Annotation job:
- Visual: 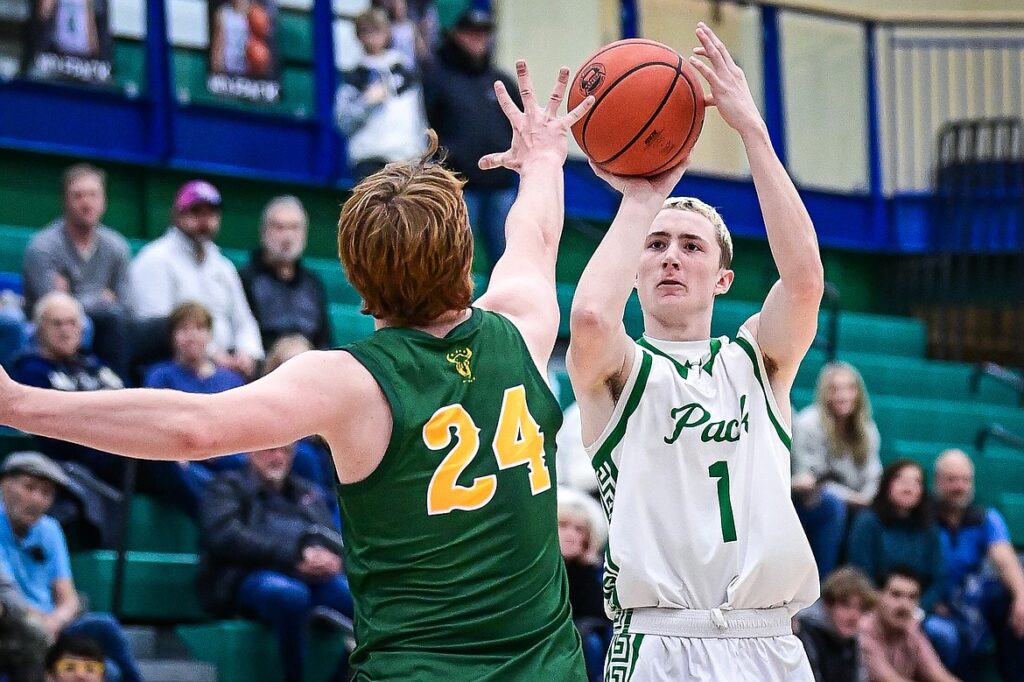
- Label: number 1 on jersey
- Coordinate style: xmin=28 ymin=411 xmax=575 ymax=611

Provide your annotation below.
xmin=708 ymin=460 xmax=737 ymax=543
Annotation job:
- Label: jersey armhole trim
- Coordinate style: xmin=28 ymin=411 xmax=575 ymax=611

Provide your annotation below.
xmin=735 ymin=326 xmax=792 ymax=450
xmin=585 ymin=347 xmax=653 ymax=462
xmin=335 ymin=347 xmax=407 ymax=496
xmin=489 ymin=310 xmax=564 ymax=423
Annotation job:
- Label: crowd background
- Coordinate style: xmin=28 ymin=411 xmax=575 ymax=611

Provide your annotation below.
xmin=0 ymin=0 xmax=1023 ymax=681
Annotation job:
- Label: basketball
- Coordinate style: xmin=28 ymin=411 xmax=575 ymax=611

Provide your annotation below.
xmin=568 ymin=39 xmax=705 ymax=177
xmin=246 ymin=38 xmax=272 ymax=77
xmin=248 ymin=4 xmax=272 ymax=41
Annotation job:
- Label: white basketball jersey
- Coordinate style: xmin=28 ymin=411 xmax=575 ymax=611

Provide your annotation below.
xmin=55 ymin=0 xmax=91 ymax=56
xmin=586 ymin=327 xmax=819 ymax=618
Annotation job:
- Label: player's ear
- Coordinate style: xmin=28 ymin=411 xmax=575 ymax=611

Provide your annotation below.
xmin=714 ymin=268 xmax=734 ymax=296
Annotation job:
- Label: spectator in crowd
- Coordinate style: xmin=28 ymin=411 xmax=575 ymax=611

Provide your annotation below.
xmin=335 ymin=9 xmax=427 ymax=181
xmin=555 ymin=402 xmax=598 ymax=496
xmin=859 ymin=567 xmax=960 ymax=682
xmin=198 ymin=443 xmax=353 ymax=682
xmin=373 ymin=0 xmax=427 ymax=68
xmin=129 ymin=180 xmax=263 ymax=377
xmin=792 ymin=361 xmax=882 ymax=579
xmin=142 ymin=301 xmax=248 ymax=516
xmin=0 ymin=452 xmax=142 ymax=682
xmin=260 ymin=334 xmax=339 ymax=527
xmin=933 ymin=449 xmax=1024 ymax=681
xmin=0 ymin=555 xmax=49 ymax=682
xmin=44 ymin=633 xmax=105 ymax=682
xmin=557 ymin=488 xmax=609 ymax=682
xmin=23 ymin=164 xmax=133 ymax=379
xmin=239 ymin=197 xmax=332 ymax=350
xmin=848 ymin=459 xmax=961 ymax=670
xmin=10 ymin=293 xmax=124 ymax=485
xmin=797 ymin=566 xmax=876 ymax=682
xmin=423 ymin=6 xmax=520 ymax=267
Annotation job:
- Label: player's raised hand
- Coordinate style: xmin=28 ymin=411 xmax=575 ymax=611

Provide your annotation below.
xmin=478 ymin=61 xmax=594 ymax=172
xmin=688 ymin=22 xmax=765 ymax=137
xmin=588 ymin=157 xmax=690 ymax=205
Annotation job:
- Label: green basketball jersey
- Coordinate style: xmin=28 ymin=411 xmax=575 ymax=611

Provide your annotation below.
xmin=338 ymin=308 xmax=586 ymax=681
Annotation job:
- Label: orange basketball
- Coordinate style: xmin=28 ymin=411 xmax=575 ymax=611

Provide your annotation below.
xmin=246 ymin=38 xmax=271 ymax=77
xmin=248 ymin=4 xmax=271 ymax=41
xmin=568 ymin=39 xmax=705 ymax=177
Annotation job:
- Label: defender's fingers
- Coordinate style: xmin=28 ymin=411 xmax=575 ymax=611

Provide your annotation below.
xmin=563 ymin=95 xmax=595 ymax=127
xmin=545 ymin=67 xmax=571 ymax=118
xmin=493 ymin=80 xmax=523 ymax=122
xmin=479 ymin=152 xmax=511 ymax=170
xmin=515 ymin=59 xmax=538 ymax=110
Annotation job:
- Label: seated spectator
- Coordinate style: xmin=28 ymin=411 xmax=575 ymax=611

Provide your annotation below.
xmin=142 ymin=301 xmax=248 ymax=515
xmin=10 ymin=293 xmax=124 ymax=485
xmin=933 ymin=449 xmax=1024 ymax=681
xmin=335 ymin=9 xmax=427 ymax=181
xmin=0 ymin=288 xmax=29 ymax=369
xmin=792 ymin=361 xmax=882 ymax=578
xmin=555 ymin=402 xmax=598 ymax=497
xmin=859 ymin=567 xmax=960 ymax=682
xmin=44 ymin=633 xmax=105 ymax=682
xmin=0 ymin=453 xmax=142 ymax=682
xmin=0 ymin=555 xmax=49 ymax=682
xmin=260 ymin=335 xmax=338 ymax=526
xmin=22 ymin=164 xmax=133 ymax=380
xmin=238 ymin=197 xmax=332 ymax=350
xmin=129 ymin=180 xmax=263 ymax=377
xmin=557 ymin=488 xmax=609 ymax=682
xmin=797 ymin=566 xmax=876 ymax=682
xmin=198 ymin=444 xmax=353 ymax=682
xmin=848 ymin=459 xmax=961 ymax=670
xmin=373 ymin=0 xmax=426 ymax=68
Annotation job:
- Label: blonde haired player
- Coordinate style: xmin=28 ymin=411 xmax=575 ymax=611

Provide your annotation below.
xmin=568 ymin=23 xmax=821 ymax=680
xmin=0 ymin=63 xmax=595 ymax=680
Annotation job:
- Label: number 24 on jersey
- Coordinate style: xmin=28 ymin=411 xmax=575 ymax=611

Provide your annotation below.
xmin=423 ymin=385 xmax=551 ymax=515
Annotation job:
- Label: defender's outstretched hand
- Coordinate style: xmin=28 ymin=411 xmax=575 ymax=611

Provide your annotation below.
xmin=688 ymin=22 xmax=766 ymax=137
xmin=478 ymin=61 xmax=594 ymax=172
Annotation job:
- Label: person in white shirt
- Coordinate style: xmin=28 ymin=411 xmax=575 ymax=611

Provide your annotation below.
xmin=129 ymin=180 xmax=263 ymax=377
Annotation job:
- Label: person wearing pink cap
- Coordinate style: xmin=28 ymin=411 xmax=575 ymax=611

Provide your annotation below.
xmin=129 ymin=180 xmax=263 ymax=377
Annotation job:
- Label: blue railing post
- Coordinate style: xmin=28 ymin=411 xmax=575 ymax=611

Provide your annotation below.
xmin=145 ymin=0 xmax=172 ymax=162
xmin=864 ymin=21 xmax=888 ymax=245
xmin=621 ymin=0 xmax=640 ymax=39
xmin=313 ymin=0 xmax=340 ymax=182
xmin=760 ymin=4 xmax=787 ymax=167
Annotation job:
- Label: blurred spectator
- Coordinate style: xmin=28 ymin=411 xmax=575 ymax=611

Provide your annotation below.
xmin=0 ymin=453 xmax=142 ymax=682
xmin=336 ymin=9 xmax=428 ymax=181
xmin=239 ymin=197 xmax=332 ymax=350
xmin=933 ymin=449 xmax=1024 ymax=681
xmin=859 ymin=567 xmax=960 ymax=682
xmin=142 ymin=301 xmax=248 ymax=516
xmin=44 ymin=633 xmax=105 ymax=682
xmin=198 ymin=444 xmax=353 ymax=682
xmin=0 ymin=554 xmax=48 ymax=682
xmin=793 ymin=361 xmax=882 ymax=578
xmin=373 ymin=0 xmax=426 ymax=68
xmin=129 ymin=180 xmax=263 ymax=377
xmin=23 ymin=164 xmax=132 ymax=379
xmin=261 ymin=335 xmax=339 ymax=526
xmin=423 ymin=7 xmax=520 ymax=268
xmin=10 ymin=293 xmax=124 ymax=485
xmin=555 ymin=402 xmax=598 ymax=496
xmin=557 ymin=488 xmax=609 ymax=682
xmin=848 ymin=459 xmax=961 ymax=670
xmin=0 ymin=287 xmax=28 ymax=368
xmin=797 ymin=566 xmax=876 ymax=682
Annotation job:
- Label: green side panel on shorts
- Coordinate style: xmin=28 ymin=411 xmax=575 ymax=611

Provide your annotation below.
xmin=338 ymin=308 xmax=586 ymax=681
